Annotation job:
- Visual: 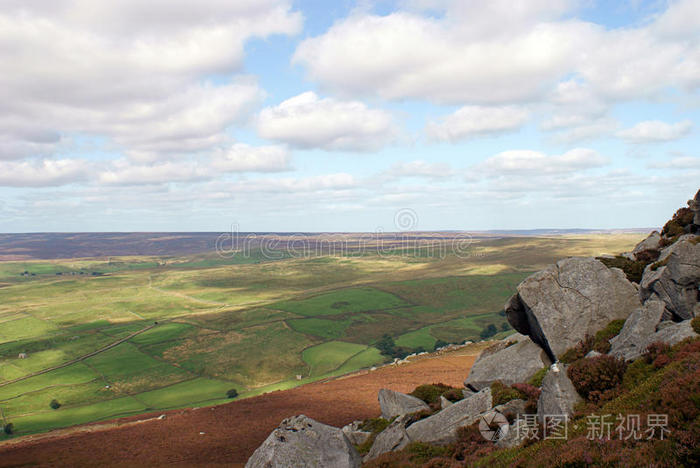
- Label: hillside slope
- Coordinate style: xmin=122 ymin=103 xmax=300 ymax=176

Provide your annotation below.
xmin=0 ymin=346 xmax=483 ymax=467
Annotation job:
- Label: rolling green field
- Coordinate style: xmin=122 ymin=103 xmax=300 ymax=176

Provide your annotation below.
xmin=0 ymin=233 xmax=642 ymax=438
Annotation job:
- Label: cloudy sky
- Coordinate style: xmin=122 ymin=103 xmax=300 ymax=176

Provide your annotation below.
xmin=1 ymin=0 xmax=699 ymax=232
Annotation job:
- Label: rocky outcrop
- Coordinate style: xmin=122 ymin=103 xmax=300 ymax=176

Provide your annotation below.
xmin=537 ymin=364 xmax=581 ymax=422
xmin=609 ymin=300 xmax=666 ymax=361
xmin=245 ymin=415 xmax=361 ymax=468
xmin=632 ymin=231 xmax=661 ymax=258
xmin=341 ymin=421 xmax=371 ymax=446
xmin=364 ymin=415 xmax=411 ymax=461
xmin=464 ymin=338 xmax=551 ymax=391
xmin=505 ymin=257 xmax=641 ymax=360
xmin=378 ymin=389 xmax=429 ymax=419
xmin=494 ymin=399 xmax=527 ymax=420
xmin=640 ymin=239 xmax=699 ymax=321
xmin=405 ymin=388 xmax=492 ymax=445
xmin=651 ymin=320 xmax=697 ymax=349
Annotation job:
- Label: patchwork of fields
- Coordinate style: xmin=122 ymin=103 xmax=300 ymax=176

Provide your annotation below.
xmin=0 ymin=233 xmax=641 ymax=438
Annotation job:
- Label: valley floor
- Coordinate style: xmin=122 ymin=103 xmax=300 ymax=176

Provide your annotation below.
xmin=0 ymin=345 xmax=483 ymax=467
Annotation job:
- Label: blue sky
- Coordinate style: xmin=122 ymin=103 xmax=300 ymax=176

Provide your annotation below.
xmin=0 ymin=0 xmax=699 ymax=232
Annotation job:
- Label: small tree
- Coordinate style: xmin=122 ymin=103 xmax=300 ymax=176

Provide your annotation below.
xmin=50 ymin=399 xmax=61 ymax=410
xmin=480 ymin=324 xmax=498 ymax=339
xmin=226 ymin=388 xmax=238 ymax=399
xmin=3 ymin=423 xmax=13 ymax=435
xmin=433 ymin=339 xmax=448 ymax=350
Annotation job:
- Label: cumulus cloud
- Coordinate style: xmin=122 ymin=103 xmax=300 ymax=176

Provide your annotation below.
xmin=293 ymin=2 xmax=700 ymax=105
xmin=257 ymin=92 xmax=397 ymax=151
xmin=0 ymin=0 xmax=300 ymax=161
xmin=477 ymin=148 xmax=609 ymax=175
xmin=427 ymin=105 xmax=529 ymax=141
xmin=0 ymin=158 xmax=90 ymax=187
xmin=615 ymin=120 xmax=693 ymax=144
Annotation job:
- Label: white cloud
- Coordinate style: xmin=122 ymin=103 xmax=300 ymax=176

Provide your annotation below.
xmin=257 ymin=92 xmax=397 ymax=151
xmin=211 ymin=144 xmax=291 ymax=173
xmin=427 ymin=105 xmax=528 ymax=141
xmin=615 ymin=120 xmax=693 ymax=143
xmin=0 ymin=158 xmax=89 ymax=187
xmin=293 ymin=2 xmax=700 ymax=105
xmin=0 ymin=0 xmax=300 ymax=161
xmin=388 ymin=160 xmax=454 ymax=179
xmin=648 ymin=156 xmax=700 ymax=169
xmin=477 ymin=148 xmax=609 ymax=175
xmin=293 ymin=12 xmax=590 ymax=104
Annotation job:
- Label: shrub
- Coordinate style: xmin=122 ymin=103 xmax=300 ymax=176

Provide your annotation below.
xmin=359 ymin=417 xmax=390 ymax=433
xmin=592 ymin=319 xmax=626 ymax=353
xmin=527 ymin=367 xmax=548 ymax=387
xmin=511 ymin=382 xmax=541 ymax=413
xmin=644 ymin=341 xmax=671 ymax=363
xmin=226 ymin=388 xmax=238 ymax=399
xmin=433 ymin=339 xmax=448 ymax=350
xmin=567 ymin=355 xmax=627 ymax=402
xmin=3 ymin=423 xmax=13 ymax=435
xmin=479 ymin=324 xmax=498 ymax=339
xmin=622 ymin=358 xmax=655 ymax=390
xmin=692 ymin=317 xmax=700 ymax=334
xmin=441 ymin=388 xmax=464 ymax=402
xmin=560 ymin=335 xmax=595 ymax=363
xmin=491 ymin=381 xmax=525 ymax=406
xmin=49 ymin=399 xmax=61 ymax=410
xmin=596 ymin=255 xmax=652 ymax=283
xmin=405 ymin=442 xmax=449 ymax=464
xmin=410 ymin=383 xmax=454 ymax=404
xmin=451 ymin=423 xmax=498 ymax=464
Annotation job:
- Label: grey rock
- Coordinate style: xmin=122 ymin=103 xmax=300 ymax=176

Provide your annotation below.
xmin=341 ymin=421 xmax=371 ymax=446
xmin=537 ymin=364 xmax=582 ymax=422
xmin=494 ymin=399 xmax=527 ymax=420
xmin=609 ymin=300 xmax=665 ymax=361
xmin=585 ymin=350 xmax=602 ymax=358
xmin=651 ymin=320 xmax=697 ymax=348
xmin=364 ymin=415 xmax=411 ymax=461
xmin=440 ymin=395 xmax=454 ymax=409
xmin=496 ymin=421 xmax=525 ymax=449
xmin=464 ymin=339 xmax=551 ymax=391
xmin=690 ymin=189 xmax=700 ymax=226
xmin=462 ymin=388 xmax=475 ymax=399
xmin=378 ymin=389 xmax=429 ymax=419
xmin=405 ymin=388 xmax=492 ymax=445
xmin=633 ymin=232 xmax=661 ymax=256
xmin=506 ymin=257 xmax=641 ymax=360
xmin=640 ymin=239 xmax=700 ymax=320
xmin=245 ymin=415 xmax=361 ymax=468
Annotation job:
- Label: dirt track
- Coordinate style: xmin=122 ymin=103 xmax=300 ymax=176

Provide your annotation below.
xmin=0 ymin=349 xmax=479 ymax=467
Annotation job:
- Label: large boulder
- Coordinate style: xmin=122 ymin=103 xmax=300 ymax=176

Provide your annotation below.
xmin=537 ymin=364 xmax=582 ymax=422
xmin=609 ymin=300 xmax=666 ymax=361
xmin=378 ymin=389 xmax=429 ymax=419
xmin=632 ymin=231 xmax=661 ymax=256
xmin=505 ymin=257 xmax=641 ymax=360
xmin=651 ymin=320 xmax=697 ymax=349
xmin=364 ymin=415 xmax=411 ymax=461
xmin=464 ymin=338 xmax=551 ymax=391
xmin=405 ymin=388 xmax=492 ymax=445
xmin=245 ymin=415 xmax=361 ymax=468
xmin=639 ymin=239 xmax=700 ymax=321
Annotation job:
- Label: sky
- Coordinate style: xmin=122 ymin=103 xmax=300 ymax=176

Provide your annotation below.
xmin=1 ymin=0 xmax=699 ymax=233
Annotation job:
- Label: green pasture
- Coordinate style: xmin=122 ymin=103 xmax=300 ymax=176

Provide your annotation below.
xmin=0 ymin=233 xmax=642 ymax=437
